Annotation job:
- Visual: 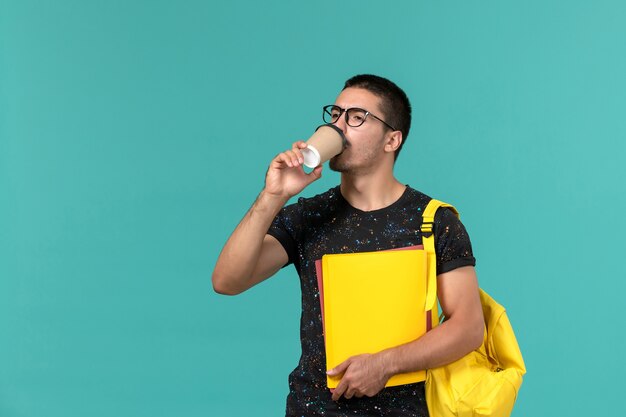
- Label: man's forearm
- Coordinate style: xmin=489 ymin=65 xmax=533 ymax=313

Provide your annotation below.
xmin=212 ymin=190 xmax=288 ymax=295
xmin=379 ymin=315 xmax=484 ymax=378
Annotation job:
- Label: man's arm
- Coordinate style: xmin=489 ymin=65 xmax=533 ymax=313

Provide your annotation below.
xmin=328 ymin=266 xmax=484 ymax=400
xmin=212 ymin=141 xmax=321 ymax=295
xmin=212 ymin=191 xmax=289 ymax=295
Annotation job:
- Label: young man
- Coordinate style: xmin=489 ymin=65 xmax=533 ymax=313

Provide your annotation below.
xmin=212 ymin=75 xmax=484 ymax=416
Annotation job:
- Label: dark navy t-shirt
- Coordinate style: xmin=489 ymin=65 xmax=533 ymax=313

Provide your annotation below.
xmin=268 ymin=185 xmax=476 ymax=417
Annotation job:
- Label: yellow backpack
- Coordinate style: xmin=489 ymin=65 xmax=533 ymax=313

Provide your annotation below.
xmin=421 ymin=199 xmax=526 ymax=417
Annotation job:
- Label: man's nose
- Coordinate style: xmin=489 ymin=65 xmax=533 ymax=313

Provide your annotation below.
xmin=334 ymin=113 xmax=348 ymax=134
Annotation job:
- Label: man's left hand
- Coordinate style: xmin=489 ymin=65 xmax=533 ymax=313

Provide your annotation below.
xmin=327 ymin=353 xmax=391 ymax=401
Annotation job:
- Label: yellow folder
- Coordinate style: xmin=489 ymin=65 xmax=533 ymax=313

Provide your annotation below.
xmin=321 ymin=249 xmax=430 ymax=388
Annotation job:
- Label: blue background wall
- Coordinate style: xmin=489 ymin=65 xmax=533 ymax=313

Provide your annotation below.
xmin=1 ymin=1 xmax=625 ymax=416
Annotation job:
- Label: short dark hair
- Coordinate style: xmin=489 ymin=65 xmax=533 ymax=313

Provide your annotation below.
xmin=343 ymin=74 xmax=412 ymax=161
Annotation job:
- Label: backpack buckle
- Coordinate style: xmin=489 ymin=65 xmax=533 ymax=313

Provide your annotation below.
xmin=421 ymin=221 xmax=434 ymax=238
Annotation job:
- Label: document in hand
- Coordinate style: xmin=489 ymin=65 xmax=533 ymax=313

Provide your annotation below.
xmin=321 ymin=249 xmax=430 ymax=388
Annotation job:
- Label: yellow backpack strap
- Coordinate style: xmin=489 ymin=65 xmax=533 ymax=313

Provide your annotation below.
xmin=421 ymin=199 xmax=459 ymax=314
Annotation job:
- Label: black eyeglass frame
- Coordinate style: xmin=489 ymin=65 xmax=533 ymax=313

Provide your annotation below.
xmin=322 ymin=105 xmax=397 ymax=131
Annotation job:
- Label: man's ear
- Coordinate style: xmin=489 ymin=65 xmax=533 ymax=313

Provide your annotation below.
xmin=384 ymin=131 xmax=403 ymax=154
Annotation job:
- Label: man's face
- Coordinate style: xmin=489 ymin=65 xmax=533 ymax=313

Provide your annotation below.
xmin=328 ymin=87 xmax=390 ymax=174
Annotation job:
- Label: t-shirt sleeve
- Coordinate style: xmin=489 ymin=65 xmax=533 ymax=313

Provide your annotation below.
xmin=266 ymin=201 xmax=302 ymax=268
xmin=433 ymin=207 xmax=476 ymax=275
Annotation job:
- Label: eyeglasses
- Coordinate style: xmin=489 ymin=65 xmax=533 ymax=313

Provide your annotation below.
xmin=322 ymin=105 xmax=397 ymax=131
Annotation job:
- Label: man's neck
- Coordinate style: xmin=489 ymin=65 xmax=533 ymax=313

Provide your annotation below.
xmin=339 ymin=171 xmax=406 ymax=212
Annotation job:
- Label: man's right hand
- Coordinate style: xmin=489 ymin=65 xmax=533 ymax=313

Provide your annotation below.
xmin=264 ymin=141 xmax=323 ymax=200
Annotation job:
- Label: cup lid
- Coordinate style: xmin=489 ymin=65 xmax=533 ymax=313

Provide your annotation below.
xmin=301 ymin=145 xmax=321 ymax=168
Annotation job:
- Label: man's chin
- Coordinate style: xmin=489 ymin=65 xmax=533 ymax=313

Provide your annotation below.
xmin=329 ymin=157 xmax=345 ymax=173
